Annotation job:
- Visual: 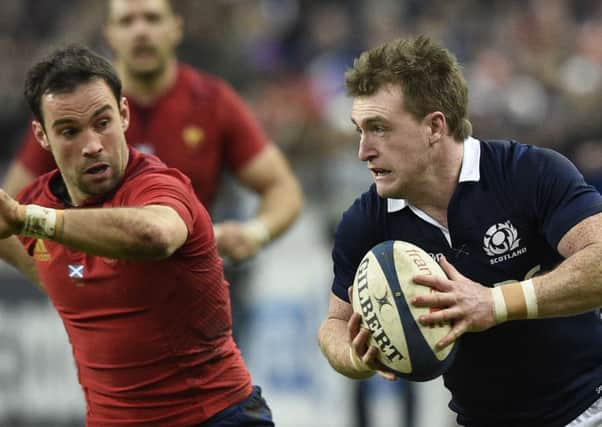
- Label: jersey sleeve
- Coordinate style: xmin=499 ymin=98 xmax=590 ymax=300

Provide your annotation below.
xmin=216 ymin=81 xmax=269 ymax=172
xmin=331 ymin=187 xmax=386 ymax=302
xmin=518 ymin=146 xmax=602 ymax=250
xmin=120 ymin=170 xmax=198 ymax=233
xmin=16 ymin=124 xmax=56 ymax=175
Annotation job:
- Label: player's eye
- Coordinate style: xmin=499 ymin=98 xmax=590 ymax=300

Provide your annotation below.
xmin=60 ymin=128 xmax=79 ymax=138
xmin=144 ymin=12 xmax=162 ymax=24
xmin=372 ymin=125 xmax=386 ymax=136
xmin=96 ymin=118 xmax=111 ymax=130
xmin=117 ymin=15 xmax=133 ymax=27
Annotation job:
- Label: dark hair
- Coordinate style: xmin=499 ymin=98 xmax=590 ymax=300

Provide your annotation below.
xmin=345 ymin=35 xmax=472 ymax=141
xmin=24 ymin=44 xmax=122 ymax=127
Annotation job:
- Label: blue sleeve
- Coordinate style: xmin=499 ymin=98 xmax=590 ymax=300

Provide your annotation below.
xmin=518 ymin=146 xmax=602 ymax=250
xmin=331 ymin=187 xmax=386 ymax=302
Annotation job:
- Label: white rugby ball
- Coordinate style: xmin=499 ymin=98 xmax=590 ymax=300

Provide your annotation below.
xmin=351 ymin=240 xmax=457 ymax=381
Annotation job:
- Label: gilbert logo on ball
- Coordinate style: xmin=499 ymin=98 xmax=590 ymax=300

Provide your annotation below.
xmin=351 ymin=240 xmax=457 ymax=381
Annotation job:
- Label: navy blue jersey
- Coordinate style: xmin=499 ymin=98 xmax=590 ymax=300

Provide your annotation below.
xmin=331 ymin=138 xmax=602 ymax=426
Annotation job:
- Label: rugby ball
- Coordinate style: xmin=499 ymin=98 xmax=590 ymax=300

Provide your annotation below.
xmin=351 ymin=240 xmax=457 ymax=381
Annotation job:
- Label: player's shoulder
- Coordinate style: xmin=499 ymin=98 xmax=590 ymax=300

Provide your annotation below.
xmin=125 ymin=148 xmax=192 ymax=188
xmin=177 ymin=63 xmax=231 ymax=97
xmin=15 ymin=170 xmax=58 ymax=205
xmin=479 ymin=138 xmax=574 ymax=183
xmin=481 ymin=138 xmax=565 ymax=166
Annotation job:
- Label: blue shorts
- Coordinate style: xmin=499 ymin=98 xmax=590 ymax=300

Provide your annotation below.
xmin=193 ymin=386 xmax=274 ymax=427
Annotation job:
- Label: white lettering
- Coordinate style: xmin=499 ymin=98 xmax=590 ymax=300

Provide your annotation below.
xmin=490 ymin=247 xmax=528 ymax=265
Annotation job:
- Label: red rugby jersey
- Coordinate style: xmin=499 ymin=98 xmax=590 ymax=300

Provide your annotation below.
xmin=16 ymin=64 xmax=268 ymax=207
xmin=16 ymin=148 xmax=252 ymax=427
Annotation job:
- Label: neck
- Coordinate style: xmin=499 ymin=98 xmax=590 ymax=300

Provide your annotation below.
xmin=116 ymin=58 xmax=178 ymax=106
xmin=406 ymin=137 xmax=465 ymax=227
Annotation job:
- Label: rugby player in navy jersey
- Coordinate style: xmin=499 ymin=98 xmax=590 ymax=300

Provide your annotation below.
xmin=318 ymin=35 xmax=602 ymax=427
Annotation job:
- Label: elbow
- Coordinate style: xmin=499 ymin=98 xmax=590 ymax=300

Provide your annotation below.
xmin=138 ymin=225 xmax=181 ymax=259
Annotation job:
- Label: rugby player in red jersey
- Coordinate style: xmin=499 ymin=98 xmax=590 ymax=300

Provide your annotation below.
xmin=0 ymin=45 xmax=274 ymax=427
xmin=4 ymin=0 xmax=303 ymax=263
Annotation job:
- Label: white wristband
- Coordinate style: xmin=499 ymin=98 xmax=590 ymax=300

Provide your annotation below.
xmin=244 ymin=219 xmax=271 ymax=246
xmin=21 ymin=205 xmax=57 ymax=239
xmin=521 ymin=279 xmax=538 ymax=319
xmin=491 ymin=286 xmax=508 ymax=324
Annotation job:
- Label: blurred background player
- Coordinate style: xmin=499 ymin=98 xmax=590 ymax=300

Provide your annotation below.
xmin=0 ymin=43 xmax=274 ymax=427
xmin=3 ymin=0 xmax=304 ymax=343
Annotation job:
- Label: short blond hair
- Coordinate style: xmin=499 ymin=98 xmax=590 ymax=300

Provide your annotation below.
xmin=345 ymin=35 xmax=472 ymax=141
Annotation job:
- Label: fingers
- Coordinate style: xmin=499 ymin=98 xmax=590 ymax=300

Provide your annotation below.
xmin=435 ymin=320 xmax=467 ymax=350
xmin=214 ymin=222 xmax=260 ymax=262
xmin=412 ymin=290 xmax=456 ymax=308
xmin=348 ymin=313 xmax=376 ymax=365
xmin=418 ymin=305 xmax=461 ymax=325
xmin=412 ymin=255 xmax=467 ymax=290
xmin=354 ymin=335 xmax=398 ymax=379
xmin=412 ymin=274 xmax=452 ymax=292
xmin=364 ymin=345 xmax=397 ymax=380
xmin=439 ymin=255 xmax=465 ymax=281
xmin=350 ymin=324 xmax=372 ymax=360
xmin=376 ymin=369 xmax=398 ymax=381
xmin=347 ymin=312 xmax=363 ymax=342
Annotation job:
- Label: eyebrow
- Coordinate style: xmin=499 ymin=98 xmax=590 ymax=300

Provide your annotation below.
xmin=51 ymin=104 xmax=114 ymax=129
xmin=351 ymin=116 xmax=387 ymax=128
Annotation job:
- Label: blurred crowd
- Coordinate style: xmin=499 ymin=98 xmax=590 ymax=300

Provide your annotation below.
xmin=1 ymin=0 xmax=602 ymax=200
xmin=1 ymin=0 xmax=602 ymax=218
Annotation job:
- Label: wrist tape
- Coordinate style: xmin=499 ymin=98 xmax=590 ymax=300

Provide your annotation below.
xmin=244 ymin=219 xmax=271 ymax=246
xmin=21 ymin=205 xmax=58 ymax=239
xmin=491 ymin=279 xmax=538 ymax=323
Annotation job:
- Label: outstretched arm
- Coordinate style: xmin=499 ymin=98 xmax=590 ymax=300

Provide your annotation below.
xmin=0 ymin=189 xmax=188 ymax=261
xmin=55 ymin=205 xmax=189 ymax=259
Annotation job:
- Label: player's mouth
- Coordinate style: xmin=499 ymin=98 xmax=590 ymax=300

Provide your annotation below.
xmin=132 ymin=45 xmax=157 ymax=58
xmin=371 ymin=168 xmax=392 ymax=180
xmin=84 ymin=163 xmax=110 ymax=176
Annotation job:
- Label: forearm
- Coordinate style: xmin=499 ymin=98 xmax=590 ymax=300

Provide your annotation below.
xmin=492 ymin=243 xmax=602 ymax=323
xmin=254 ymin=173 xmax=303 ymax=241
xmin=18 ymin=204 xmax=185 ymax=260
xmin=60 ymin=206 xmax=185 ymax=259
xmin=318 ymin=317 xmax=374 ymax=380
xmin=535 ymin=242 xmax=602 ymax=316
xmin=238 ymin=145 xmax=304 ymax=243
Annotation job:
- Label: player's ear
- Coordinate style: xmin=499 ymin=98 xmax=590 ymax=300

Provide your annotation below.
xmin=32 ymin=121 xmax=51 ymax=151
xmin=119 ymin=97 xmax=130 ymax=131
xmin=425 ymin=112 xmax=446 ymax=145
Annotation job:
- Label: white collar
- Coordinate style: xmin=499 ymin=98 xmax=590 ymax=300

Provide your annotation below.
xmin=387 ymin=136 xmax=481 ymax=213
